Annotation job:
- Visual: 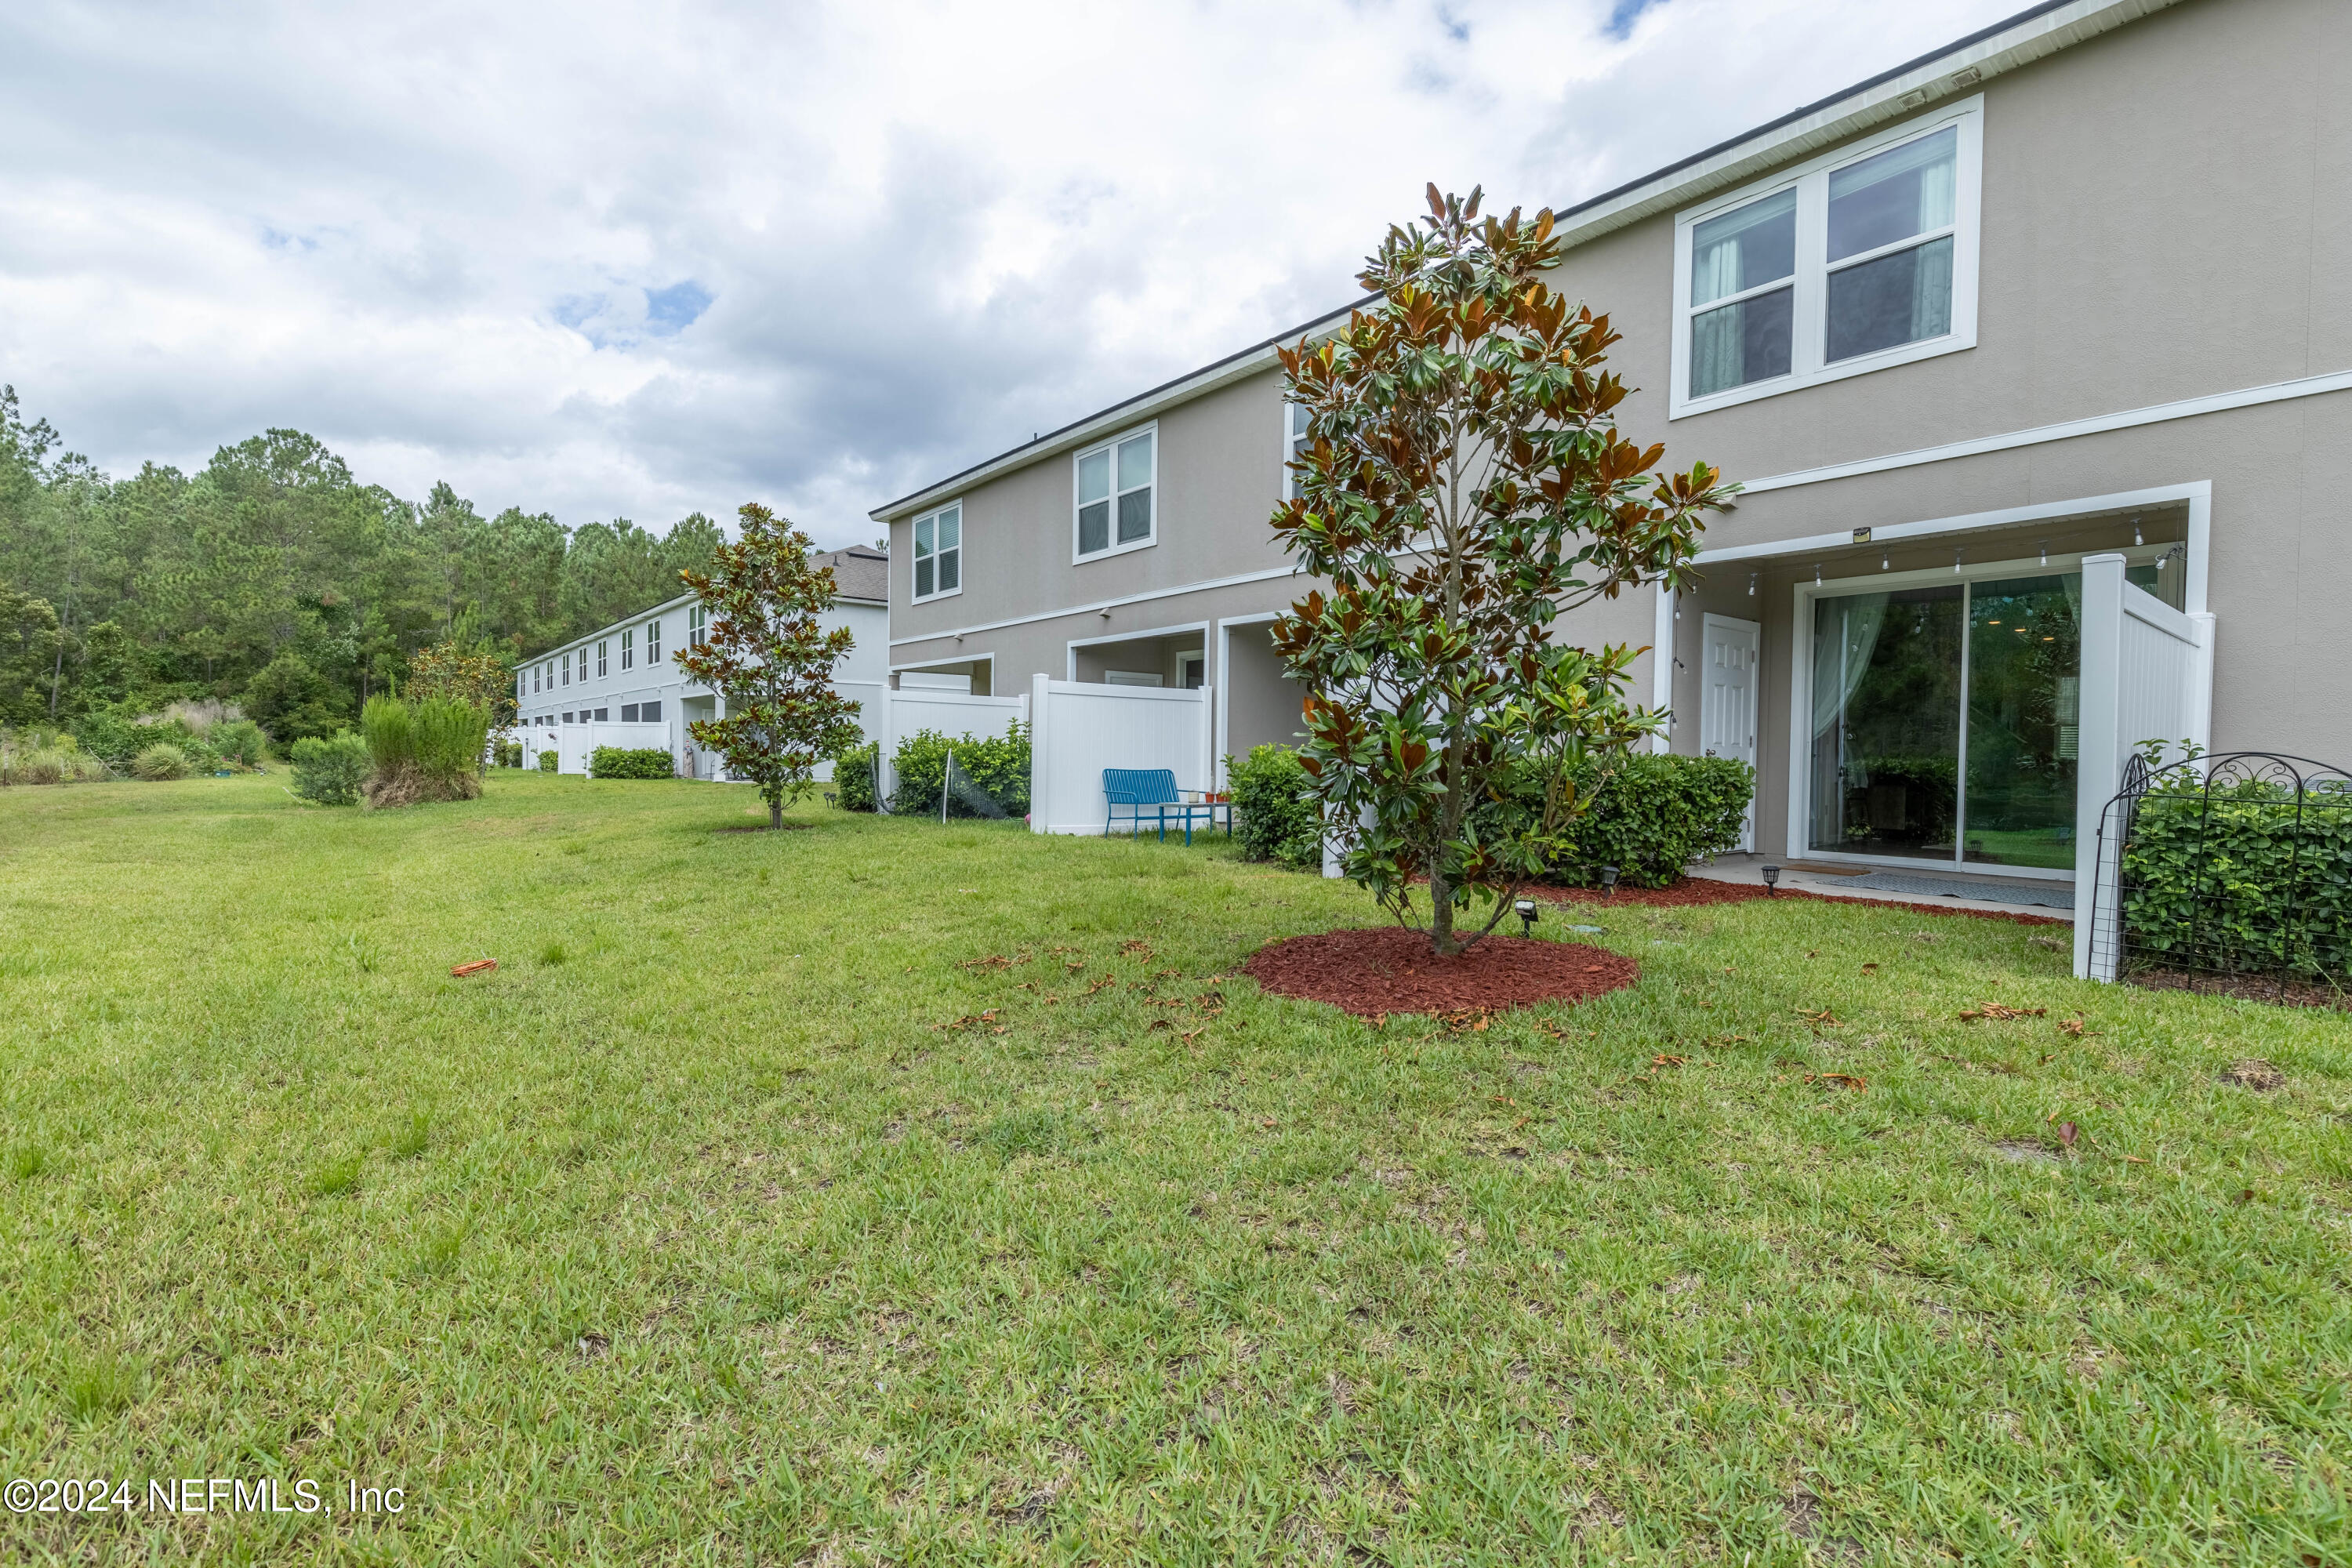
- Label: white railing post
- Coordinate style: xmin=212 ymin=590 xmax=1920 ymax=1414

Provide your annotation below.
xmin=2074 ymin=553 xmax=2127 ymax=981
xmin=1029 ymin=672 xmax=1052 ymax=833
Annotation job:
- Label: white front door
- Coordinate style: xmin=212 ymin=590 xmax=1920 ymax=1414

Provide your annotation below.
xmin=1700 ymin=614 xmax=1762 ymax=851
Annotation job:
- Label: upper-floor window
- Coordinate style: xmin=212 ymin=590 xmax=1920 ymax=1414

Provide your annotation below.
xmin=595 ymin=639 xmax=608 ymax=678
xmin=1671 ymin=101 xmax=1980 ymax=419
xmin=532 ymin=664 xmax=542 ymax=695
xmin=1284 ymin=404 xmax=1311 ymax=500
xmin=620 ymin=627 xmax=633 ymax=670
xmin=646 ymin=616 xmax=662 ymax=664
xmin=913 ymin=503 xmax=961 ymax=601
xmin=1074 ymin=425 xmax=1155 ymax=560
xmin=688 ymin=605 xmax=706 ymax=646
xmin=561 ymin=651 xmax=572 ymax=686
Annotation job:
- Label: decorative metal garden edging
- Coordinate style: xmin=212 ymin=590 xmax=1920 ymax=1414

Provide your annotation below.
xmin=2084 ymin=750 xmax=2352 ymax=993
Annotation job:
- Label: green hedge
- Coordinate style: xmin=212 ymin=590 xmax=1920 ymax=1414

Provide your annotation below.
xmin=289 ymin=731 xmax=370 ymax=805
xmin=1227 ymin=745 xmax=1322 ymax=868
xmin=1545 ymin=753 xmax=1755 ymax=888
xmin=590 ymin=746 xmax=673 ymax=780
xmin=537 ymin=750 xmax=558 ymax=773
xmin=834 ymin=742 xmax=879 ymax=811
xmin=890 ymin=724 xmax=1029 ymax=818
xmin=2124 ymin=779 xmax=2352 ymax=979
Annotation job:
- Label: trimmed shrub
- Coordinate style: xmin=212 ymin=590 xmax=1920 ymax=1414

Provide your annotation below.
xmin=211 ymin=719 xmax=269 ymax=770
xmin=2124 ymin=778 xmax=2352 ymax=980
xmin=131 ymin=744 xmax=189 ymax=782
xmin=889 ymin=724 xmax=1029 ymax=818
xmin=289 ymin=731 xmax=370 ymax=805
xmin=591 ymin=746 xmax=674 ymax=780
xmin=1228 ymin=745 xmax=1322 ymax=868
xmin=833 ymin=741 xmax=879 ymax=811
xmin=537 ymin=750 xmax=558 ymax=773
xmin=1541 ymin=753 xmax=1754 ymax=888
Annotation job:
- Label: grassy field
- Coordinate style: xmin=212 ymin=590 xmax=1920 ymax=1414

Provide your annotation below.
xmin=1 ymin=771 xmax=2347 ymax=1566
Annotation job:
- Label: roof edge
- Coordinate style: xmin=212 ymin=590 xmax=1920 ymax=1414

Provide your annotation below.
xmin=869 ymin=0 xmax=2180 ymax=524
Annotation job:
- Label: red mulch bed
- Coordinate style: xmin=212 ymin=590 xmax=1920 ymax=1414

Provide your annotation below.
xmin=1525 ymin=878 xmax=2068 ymax=927
xmin=1243 ymin=925 xmax=1639 ymax=1018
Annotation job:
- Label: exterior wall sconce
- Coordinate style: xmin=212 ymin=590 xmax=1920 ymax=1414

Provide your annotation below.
xmin=1748 ymin=572 xmax=1759 ymax=596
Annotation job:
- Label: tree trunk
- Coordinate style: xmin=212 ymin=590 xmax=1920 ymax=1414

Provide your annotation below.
xmin=769 ymin=797 xmax=783 ymax=830
xmin=1429 ymin=866 xmax=1461 ymax=956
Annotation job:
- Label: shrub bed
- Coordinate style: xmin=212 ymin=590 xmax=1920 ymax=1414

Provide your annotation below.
xmin=590 ymin=746 xmax=675 ymax=780
xmin=833 ymin=742 xmax=879 ymax=811
xmin=360 ymin=695 xmax=491 ymax=807
xmin=289 ymin=732 xmax=370 ymax=805
xmin=2124 ymin=778 xmax=2352 ymax=981
xmin=890 ymin=724 xmax=1029 ymax=818
xmin=537 ymin=750 xmax=558 ymax=772
xmin=1227 ymin=744 xmax=1322 ymax=868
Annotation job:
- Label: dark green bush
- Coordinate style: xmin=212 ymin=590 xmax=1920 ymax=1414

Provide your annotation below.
xmin=244 ymin=653 xmax=347 ymax=746
xmin=289 ymin=731 xmax=370 ymax=805
xmin=1227 ymin=744 xmax=1322 ymax=868
xmin=537 ymin=750 xmax=558 ymax=773
xmin=890 ymin=724 xmax=1029 ymax=818
xmin=492 ymin=739 xmax=522 ymax=768
xmin=834 ymin=742 xmax=879 ymax=811
xmin=2124 ymin=779 xmax=2352 ymax=979
xmin=211 ymin=719 xmax=268 ymax=770
xmin=68 ymin=708 xmax=144 ymax=772
xmin=591 ymin=746 xmax=673 ymax=779
xmin=1468 ymin=752 xmax=1753 ymax=888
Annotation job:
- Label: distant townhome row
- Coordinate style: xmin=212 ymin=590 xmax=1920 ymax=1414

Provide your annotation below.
xmin=515 ymin=546 xmax=889 ymax=778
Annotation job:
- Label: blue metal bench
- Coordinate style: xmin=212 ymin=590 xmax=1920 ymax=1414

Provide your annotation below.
xmin=1103 ymin=768 xmax=1231 ymax=844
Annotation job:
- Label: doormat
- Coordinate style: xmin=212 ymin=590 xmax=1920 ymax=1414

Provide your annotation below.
xmin=1842 ymin=872 xmax=2074 ymax=910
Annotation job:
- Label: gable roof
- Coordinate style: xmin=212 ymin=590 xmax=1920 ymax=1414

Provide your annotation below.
xmin=871 ymin=0 xmax=2183 ymax=524
xmin=813 ymin=544 xmax=889 ymax=604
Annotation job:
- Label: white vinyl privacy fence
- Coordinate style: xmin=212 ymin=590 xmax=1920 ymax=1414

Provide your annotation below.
xmin=1029 ymin=675 xmax=1216 ymax=835
xmin=2073 ymin=550 xmax=2216 ymax=980
xmin=873 ymin=686 xmax=1029 ymax=802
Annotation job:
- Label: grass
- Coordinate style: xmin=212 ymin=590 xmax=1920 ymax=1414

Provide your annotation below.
xmin=1 ymin=771 xmax=2347 ymax=1564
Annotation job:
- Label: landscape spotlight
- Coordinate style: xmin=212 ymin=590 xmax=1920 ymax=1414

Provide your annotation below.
xmin=1600 ymin=865 xmax=1620 ymax=898
xmin=1761 ymin=865 xmax=1781 ymax=895
xmin=1515 ymin=897 xmax=1539 ymax=937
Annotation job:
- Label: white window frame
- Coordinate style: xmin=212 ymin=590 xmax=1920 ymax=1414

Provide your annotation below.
xmin=561 ymin=651 xmax=571 ymax=686
xmin=646 ymin=617 xmax=662 ymax=665
xmin=1670 ymin=98 xmax=1983 ymax=420
xmin=1072 ymin=421 xmax=1158 ymax=564
xmin=1283 ymin=401 xmax=1311 ymax=501
xmin=620 ymin=627 xmax=633 ymax=671
xmin=910 ymin=500 xmax=963 ymax=604
xmin=596 ymin=639 xmax=608 ymax=678
xmin=688 ymin=605 xmax=706 ymax=647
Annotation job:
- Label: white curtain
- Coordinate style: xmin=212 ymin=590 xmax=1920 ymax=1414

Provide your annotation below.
xmin=1809 ymin=593 xmax=1886 ymax=847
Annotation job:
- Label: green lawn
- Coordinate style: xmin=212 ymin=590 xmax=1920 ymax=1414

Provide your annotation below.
xmin=2 ymin=772 xmax=2347 ymax=1566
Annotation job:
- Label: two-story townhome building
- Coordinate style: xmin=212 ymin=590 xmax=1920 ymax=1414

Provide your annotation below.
xmin=515 ymin=545 xmax=889 ymax=778
xmin=873 ymin=0 xmax=2348 ymax=893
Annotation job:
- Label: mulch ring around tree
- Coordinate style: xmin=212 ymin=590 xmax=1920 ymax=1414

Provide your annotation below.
xmin=1525 ymin=877 xmax=2069 ymax=927
xmin=1243 ymin=925 xmax=1638 ymax=1018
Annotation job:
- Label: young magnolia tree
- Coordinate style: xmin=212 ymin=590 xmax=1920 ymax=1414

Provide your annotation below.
xmin=1272 ymin=186 xmax=1734 ymax=956
xmin=673 ymin=503 xmax=864 ymax=829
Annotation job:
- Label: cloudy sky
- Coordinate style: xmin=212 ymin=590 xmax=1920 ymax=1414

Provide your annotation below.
xmin=1 ymin=0 xmax=2025 ymax=548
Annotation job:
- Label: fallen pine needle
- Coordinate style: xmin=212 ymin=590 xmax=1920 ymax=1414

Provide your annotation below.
xmin=450 ymin=959 xmax=497 ymax=978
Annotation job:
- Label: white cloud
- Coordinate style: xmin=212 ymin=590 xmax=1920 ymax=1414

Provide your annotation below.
xmin=0 ymin=0 xmax=2027 ymax=546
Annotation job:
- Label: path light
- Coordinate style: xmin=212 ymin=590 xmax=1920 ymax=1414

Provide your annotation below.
xmin=1761 ymin=865 xmax=1782 ymax=896
xmin=1515 ymin=898 xmax=1539 ymax=937
xmin=1600 ymin=866 xmax=1620 ymax=898
xmin=1748 ymin=572 xmax=1759 ymax=597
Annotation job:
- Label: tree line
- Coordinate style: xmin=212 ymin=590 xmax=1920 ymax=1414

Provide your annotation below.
xmin=0 ymin=385 xmax=722 ymax=740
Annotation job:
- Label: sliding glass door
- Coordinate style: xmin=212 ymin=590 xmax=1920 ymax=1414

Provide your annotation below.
xmin=1809 ymin=572 xmax=2084 ymax=871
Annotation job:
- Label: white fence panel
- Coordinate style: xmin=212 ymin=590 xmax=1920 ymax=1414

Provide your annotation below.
xmin=556 ymin=721 xmax=674 ymax=777
xmin=872 ymin=687 xmax=1029 ymax=804
xmin=2074 ymin=554 xmax=2214 ymax=979
xmin=1029 ymin=675 xmax=1214 ymax=835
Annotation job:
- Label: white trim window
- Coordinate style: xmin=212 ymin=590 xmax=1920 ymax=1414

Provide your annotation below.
xmin=532 ymin=663 xmax=542 ymax=695
xmin=912 ymin=502 xmax=961 ymax=602
xmin=1074 ymin=424 xmax=1156 ymax=560
xmin=688 ymin=605 xmax=706 ymax=646
xmin=1671 ymin=100 xmax=1982 ymax=418
xmin=1284 ymin=403 xmax=1311 ymax=500
xmin=596 ymin=639 xmax=608 ymax=678
xmin=620 ymin=628 xmax=633 ymax=670
xmin=561 ymin=651 xmax=572 ymax=687
xmin=646 ymin=617 xmax=662 ymax=665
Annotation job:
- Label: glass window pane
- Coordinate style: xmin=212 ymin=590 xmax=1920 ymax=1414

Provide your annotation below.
xmin=1077 ymin=450 xmax=1110 ymax=506
xmin=1829 ymin=126 xmax=1956 ymax=261
xmin=1116 ymin=488 xmax=1152 ymax=544
xmin=1289 ymin=403 xmax=1311 ymax=440
xmin=1117 ymin=433 xmax=1152 ymax=492
xmin=1078 ymin=500 xmax=1110 ymax=554
xmin=1690 ymin=285 xmax=1792 ymax=397
xmin=915 ymin=557 xmax=934 ymax=597
xmin=936 ymin=508 xmax=959 ymax=551
xmin=914 ymin=517 xmax=932 ymax=556
xmin=1826 ymin=236 xmax=1953 ymax=362
xmin=1691 ymin=190 xmax=1795 ymax=306
xmin=937 ymin=547 xmax=959 ymax=592
xmin=1809 ymin=586 xmax=1963 ymax=858
xmin=1964 ymin=574 xmax=2082 ymax=869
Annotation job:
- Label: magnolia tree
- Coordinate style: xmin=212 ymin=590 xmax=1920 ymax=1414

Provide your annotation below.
xmin=673 ymin=503 xmax=864 ymax=829
xmin=406 ymin=629 xmax=517 ymax=753
xmin=1272 ymin=186 xmax=1735 ymax=956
